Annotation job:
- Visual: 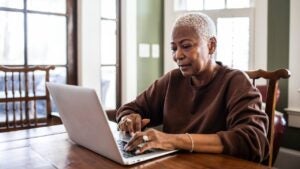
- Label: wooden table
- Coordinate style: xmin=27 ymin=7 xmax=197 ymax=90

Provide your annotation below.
xmin=0 ymin=125 xmax=270 ymax=169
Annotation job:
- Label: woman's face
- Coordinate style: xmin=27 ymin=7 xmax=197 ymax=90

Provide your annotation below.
xmin=171 ymin=26 xmax=215 ymax=77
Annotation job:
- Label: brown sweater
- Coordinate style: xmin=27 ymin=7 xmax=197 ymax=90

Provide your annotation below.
xmin=116 ymin=64 xmax=269 ymax=162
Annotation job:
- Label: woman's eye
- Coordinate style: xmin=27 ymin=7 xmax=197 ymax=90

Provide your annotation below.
xmin=171 ymin=47 xmax=177 ymax=52
xmin=182 ymin=44 xmax=192 ymax=49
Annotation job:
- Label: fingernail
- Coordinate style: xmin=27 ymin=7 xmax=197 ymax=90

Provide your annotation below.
xmin=130 ymin=132 xmax=134 ymax=136
xmin=135 ymin=149 xmax=140 ymax=154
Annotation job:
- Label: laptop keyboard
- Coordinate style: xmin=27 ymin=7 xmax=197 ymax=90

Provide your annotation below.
xmin=117 ymin=140 xmax=155 ymax=158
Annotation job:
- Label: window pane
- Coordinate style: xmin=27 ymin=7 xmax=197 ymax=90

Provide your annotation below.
xmin=217 ymin=17 xmax=249 ymax=70
xmin=100 ymin=66 xmax=116 ymax=110
xmin=0 ymin=100 xmax=47 ymax=122
xmin=0 ymin=72 xmax=25 ymax=99
xmin=227 ymin=0 xmax=250 ymax=9
xmin=174 ymin=0 xmax=187 ymax=11
xmin=28 ymin=71 xmax=46 ymax=97
xmin=101 ymin=0 xmax=116 ymax=19
xmin=49 ymin=67 xmax=66 ymax=84
xmin=35 ymin=100 xmax=47 ymax=118
xmin=174 ymin=0 xmax=203 ymax=11
xmin=0 ymin=72 xmax=5 ymax=98
xmin=204 ymin=0 xmax=225 ymax=10
xmin=0 ymin=68 xmax=63 ymax=98
xmin=0 ymin=0 xmax=23 ymax=9
xmin=49 ymin=67 xmax=66 ymax=112
xmin=27 ymin=0 xmax=66 ymax=14
xmin=27 ymin=68 xmax=65 ymax=97
xmin=27 ymin=14 xmax=66 ymax=65
xmin=0 ymin=70 xmax=58 ymax=118
xmin=101 ymin=20 xmax=116 ymax=65
xmin=0 ymin=11 xmax=24 ymax=65
xmin=187 ymin=0 xmax=203 ymax=11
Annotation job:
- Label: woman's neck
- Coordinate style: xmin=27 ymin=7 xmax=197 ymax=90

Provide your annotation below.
xmin=191 ymin=61 xmax=219 ymax=87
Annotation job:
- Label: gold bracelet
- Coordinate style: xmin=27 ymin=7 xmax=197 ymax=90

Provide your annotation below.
xmin=185 ymin=133 xmax=194 ymax=152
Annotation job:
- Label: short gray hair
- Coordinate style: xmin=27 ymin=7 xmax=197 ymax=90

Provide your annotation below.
xmin=173 ymin=13 xmax=216 ymax=39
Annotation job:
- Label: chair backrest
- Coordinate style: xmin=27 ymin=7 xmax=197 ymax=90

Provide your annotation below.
xmin=0 ymin=65 xmax=59 ymax=132
xmin=245 ymin=69 xmax=291 ymax=167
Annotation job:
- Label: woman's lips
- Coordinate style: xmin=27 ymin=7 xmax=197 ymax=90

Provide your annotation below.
xmin=179 ymin=64 xmax=192 ymax=70
xmin=179 ymin=63 xmax=191 ymax=67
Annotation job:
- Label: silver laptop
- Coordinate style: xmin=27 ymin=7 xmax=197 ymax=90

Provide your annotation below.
xmin=46 ymin=83 xmax=177 ymax=165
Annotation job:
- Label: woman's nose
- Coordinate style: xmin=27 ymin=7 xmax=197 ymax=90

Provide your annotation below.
xmin=174 ymin=49 xmax=184 ymax=60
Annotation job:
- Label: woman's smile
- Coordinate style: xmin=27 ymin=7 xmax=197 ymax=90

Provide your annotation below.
xmin=178 ymin=63 xmax=192 ymax=71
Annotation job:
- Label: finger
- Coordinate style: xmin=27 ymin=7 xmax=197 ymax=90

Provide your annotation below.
xmin=119 ymin=119 xmax=130 ymax=132
xmin=117 ymin=121 xmax=126 ymax=132
xmin=125 ymin=132 xmax=144 ymax=151
xmin=141 ymin=118 xmax=150 ymax=129
xmin=137 ymin=142 xmax=154 ymax=154
xmin=134 ymin=115 xmax=142 ymax=132
xmin=124 ymin=118 xmax=135 ymax=136
xmin=125 ymin=132 xmax=143 ymax=151
xmin=118 ymin=116 xmax=129 ymax=132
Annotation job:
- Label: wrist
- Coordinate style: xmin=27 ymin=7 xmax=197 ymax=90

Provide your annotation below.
xmin=185 ymin=133 xmax=194 ymax=152
xmin=169 ymin=134 xmax=191 ymax=150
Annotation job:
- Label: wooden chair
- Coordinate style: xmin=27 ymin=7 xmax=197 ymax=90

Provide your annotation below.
xmin=245 ymin=69 xmax=291 ymax=167
xmin=0 ymin=65 xmax=62 ymax=132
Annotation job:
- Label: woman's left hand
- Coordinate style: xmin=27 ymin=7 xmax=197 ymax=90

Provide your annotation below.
xmin=124 ymin=128 xmax=175 ymax=154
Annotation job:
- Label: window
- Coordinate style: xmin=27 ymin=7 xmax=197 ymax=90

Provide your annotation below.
xmin=173 ymin=0 xmax=253 ymax=70
xmin=100 ymin=0 xmax=121 ymax=110
xmin=174 ymin=0 xmax=251 ymax=11
xmin=217 ymin=17 xmax=250 ymax=70
xmin=0 ymin=0 xmax=77 ymax=83
xmin=0 ymin=0 xmax=77 ymax=112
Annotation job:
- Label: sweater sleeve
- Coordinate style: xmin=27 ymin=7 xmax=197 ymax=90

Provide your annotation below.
xmin=116 ymin=72 xmax=170 ymax=127
xmin=216 ymin=71 xmax=269 ymax=162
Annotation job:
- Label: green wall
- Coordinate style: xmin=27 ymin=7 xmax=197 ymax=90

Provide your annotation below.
xmin=268 ymin=0 xmax=300 ymax=151
xmin=137 ymin=0 xmax=164 ymax=93
xmin=267 ymin=0 xmax=290 ymax=112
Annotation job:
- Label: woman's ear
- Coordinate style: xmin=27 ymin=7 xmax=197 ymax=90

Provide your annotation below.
xmin=208 ymin=37 xmax=217 ymax=54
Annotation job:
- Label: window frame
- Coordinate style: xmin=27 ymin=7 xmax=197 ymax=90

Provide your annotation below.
xmin=100 ymin=0 xmax=121 ymax=110
xmin=0 ymin=0 xmax=77 ymax=85
xmin=204 ymin=8 xmax=255 ymax=70
xmin=165 ymin=0 xmax=255 ymax=71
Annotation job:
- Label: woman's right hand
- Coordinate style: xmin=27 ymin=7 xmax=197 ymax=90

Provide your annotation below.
xmin=117 ymin=114 xmax=150 ymax=136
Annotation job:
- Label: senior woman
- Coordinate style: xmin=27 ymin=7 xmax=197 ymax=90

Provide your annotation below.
xmin=116 ymin=13 xmax=269 ymax=162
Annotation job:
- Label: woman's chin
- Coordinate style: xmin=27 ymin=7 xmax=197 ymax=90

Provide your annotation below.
xmin=180 ymin=70 xmax=193 ymax=77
